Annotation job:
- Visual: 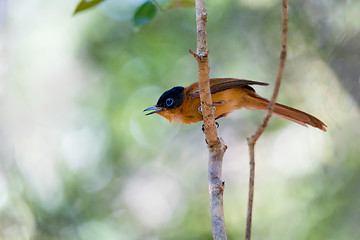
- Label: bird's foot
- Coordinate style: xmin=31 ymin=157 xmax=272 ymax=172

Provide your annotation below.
xmin=201 ymin=121 xmax=219 ymax=133
xmin=198 ymin=101 xmax=224 ymax=115
xmin=198 ymin=106 xmax=216 ymax=115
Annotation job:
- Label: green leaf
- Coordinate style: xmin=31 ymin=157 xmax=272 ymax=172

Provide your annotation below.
xmin=167 ymin=0 xmax=195 ymax=9
xmin=73 ymin=0 xmax=106 ymax=15
xmin=133 ymin=1 xmax=157 ymax=26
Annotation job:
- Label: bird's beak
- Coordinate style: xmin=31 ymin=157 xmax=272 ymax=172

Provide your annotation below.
xmin=144 ymin=106 xmax=164 ymax=115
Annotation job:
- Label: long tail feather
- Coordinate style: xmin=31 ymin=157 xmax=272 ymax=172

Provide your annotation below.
xmin=244 ymin=92 xmax=327 ymax=131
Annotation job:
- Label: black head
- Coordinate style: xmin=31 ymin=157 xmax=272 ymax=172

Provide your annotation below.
xmin=156 ymin=86 xmax=184 ymax=109
xmin=144 ymin=86 xmax=184 ymax=115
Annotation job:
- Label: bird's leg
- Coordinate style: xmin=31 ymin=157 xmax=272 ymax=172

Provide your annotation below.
xmin=200 ymin=101 xmax=224 ymax=133
xmin=213 ymin=101 xmax=224 ymax=129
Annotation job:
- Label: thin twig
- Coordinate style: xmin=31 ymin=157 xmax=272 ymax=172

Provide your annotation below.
xmin=191 ymin=0 xmax=227 ymax=239
xmin=245 ymin=1 xmax=288 ymax=240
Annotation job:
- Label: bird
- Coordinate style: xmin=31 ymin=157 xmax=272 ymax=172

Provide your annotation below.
xmin=144 ymin=78 xmax=327 ymax=131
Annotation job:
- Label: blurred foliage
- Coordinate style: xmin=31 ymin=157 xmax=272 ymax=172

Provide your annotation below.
xmin=74 ymin=0 xmax=195 ymax=26
xmin=74 ymin=0 xmax=106 ymax=15
xmin=167 ymin=1 xmax=195 ymax=9
xmin=1 ymin=0 xmax=360 ymax=240
xmin=133 ymin=1 xmax=157 ymax=26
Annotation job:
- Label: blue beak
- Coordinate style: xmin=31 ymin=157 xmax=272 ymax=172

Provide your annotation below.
xmin=144 ymin=106 xmax=163 ymax=115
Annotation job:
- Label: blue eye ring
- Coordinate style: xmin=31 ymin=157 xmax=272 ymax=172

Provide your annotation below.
xmin=166 ymin=98 xmax=174 ymax=106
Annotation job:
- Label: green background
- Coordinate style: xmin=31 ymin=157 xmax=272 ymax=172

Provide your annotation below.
xmin=1 ymin=0 xmax=360 ymax=239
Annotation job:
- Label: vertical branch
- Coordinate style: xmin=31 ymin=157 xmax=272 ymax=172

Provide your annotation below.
xmin=245 ymin=1 xmax=288 ymax=240
xmin=190 ymin=0 xmax=227 ymax=239
xmin=190 ymin=2 xmax=218 ymax=147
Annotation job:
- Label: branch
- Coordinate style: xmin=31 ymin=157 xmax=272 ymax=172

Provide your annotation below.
xmin=245 ymin=1 xmax=288 ymax=240
xmin=191 ymin=0 xmax=227 ymax=239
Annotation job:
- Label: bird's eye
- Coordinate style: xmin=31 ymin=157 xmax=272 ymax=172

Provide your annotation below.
xmin=166 ymin=98 xmax=174 ymax=106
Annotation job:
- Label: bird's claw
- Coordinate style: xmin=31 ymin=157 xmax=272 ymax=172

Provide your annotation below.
xmin=198 ymin=102 xmax=224 ymax=115
xmin=198 ymin=106 xmax=216 ymax=115
xmin=199 ymin=101 xmax=223 ymax=133
xmin=201 ymin=121 xmax=220 ymax=133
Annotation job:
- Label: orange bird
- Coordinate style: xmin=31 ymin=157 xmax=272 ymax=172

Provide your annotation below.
xmin=144 ymin=78 xmax=327 ymax=131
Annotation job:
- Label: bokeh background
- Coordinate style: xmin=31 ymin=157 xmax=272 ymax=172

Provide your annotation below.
xmin=1 ymin=0 xmax=360 ymax=239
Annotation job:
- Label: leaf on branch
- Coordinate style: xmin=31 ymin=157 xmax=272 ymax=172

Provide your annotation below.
xmin=73 ymin=0 xmax=105 ymax=15
xmin=167 ymin=0 xmax=195 ymax=9
xmin=133 ymin=1 xmax=157 ymax=26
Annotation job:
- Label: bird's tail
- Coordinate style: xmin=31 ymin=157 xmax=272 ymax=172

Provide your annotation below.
xmin=244 ymin=92 xmax=327 ymax=131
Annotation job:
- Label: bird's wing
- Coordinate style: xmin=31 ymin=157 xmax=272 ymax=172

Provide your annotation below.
xmin=186 ymin=78 xmax=269 ymax=98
